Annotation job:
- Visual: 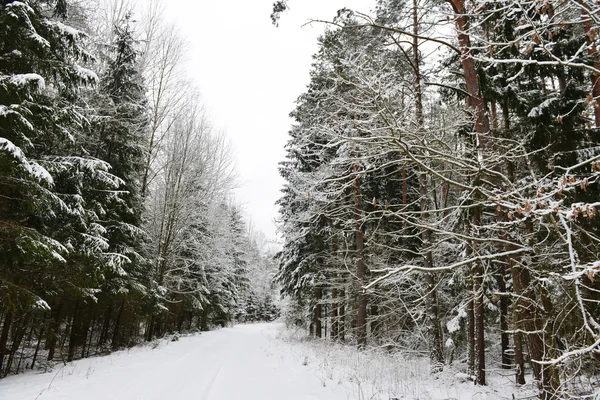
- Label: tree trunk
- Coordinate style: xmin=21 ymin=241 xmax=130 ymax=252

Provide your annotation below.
xmin=177 ymin=311 xmax=185 ymax=333
xmin=467 ymin=290 xmax=475 ymax=376
xmin=17 ymin=321 xmax=34 ymax=373
xmin=339 ymin=288 xmax=346 ymax=342
xmin=67 ymin=301 xmax=81 ymax=362
xmin=46 ymin=301 xmax=62 ymax=361
xmin=80 ymin=306 xmax=93 ymax=359
xmin=201 ymin=308 xmax=209 ymax=332
xmin=582 ymin=8 xmax=600 ymax=127
xmin=466 ymin=243 xmax=475 ymax=376
xmin=331 ymin=287 xmax=338 ymax=340
xmin=4 ymin=316 xmax=27 ymax=376
xmin=111 ymin=301 xmax=125 ymax=350
xmin=98 ymin=301 xmax=113 ymax=348
xmin=354 ymin=169 xmax=367 ymax=349
xmin=370 ymin=304 xmax=380 ymax=339
xmin=146 ymin=315 xmax=155 ymax=341
xmin=520 ymin=219 xmax=560 ymax=399
xmin=495 ymin=211 xmax=511 ymax=370
xmin=514 ymin=327 xmax=526 ymax=385
xmin=446 ymin=0 xmax=490 ymax=143
xmin=496 ymin=266 xmax=510 ymax=369
xmin=464 ymin=222 xmax=475 ymax=377
xmin=472 ymin=207 xmax=486 ymax=386
xmin=447 ymin=0 xmax=491 ymax=385
xmin=500 ymin=97 xmax=525 ymax=383
xmin=31 ymin=326 xmax=44 ymax=370
xmin=314 ymin=288 xmax=322 ymax=338
xmin=412 ymin=0 xmax=444 ymax=373
xmin=0 ymin=312 xmax=13 ymax=375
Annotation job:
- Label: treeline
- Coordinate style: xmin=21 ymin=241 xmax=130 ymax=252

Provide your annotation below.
xmin=275 ymin=0 xmax=600 ymax=399
xmin=0 ymin=0 xmax=278 ymax=377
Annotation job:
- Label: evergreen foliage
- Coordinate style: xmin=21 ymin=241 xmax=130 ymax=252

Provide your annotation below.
xmin=0 ymin=0 xmax=278 ymax=376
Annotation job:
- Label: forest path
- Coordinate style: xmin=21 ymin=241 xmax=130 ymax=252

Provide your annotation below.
xmin=2 ymin=323 xmax=349 ymax=400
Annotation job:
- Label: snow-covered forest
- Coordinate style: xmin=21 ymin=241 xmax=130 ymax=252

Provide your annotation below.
xmin=0 ymin=0 xmax=279 ymax=378
xmin=274 ymin=0 xmax=600 ymax=399
xmin=2 ymin=0 xmax=600 ymax=399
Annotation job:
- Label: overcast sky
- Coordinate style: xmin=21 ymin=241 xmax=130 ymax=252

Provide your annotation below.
xmin=159 ymin=0 xmax=375 ymax=241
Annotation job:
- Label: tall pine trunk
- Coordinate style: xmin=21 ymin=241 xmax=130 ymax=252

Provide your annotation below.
xmin=446 ymin=0 xmax=491 ymax=384
xmin=354 ymin=169 xmax=367 ymax=349
xmin=412 ymin=0 xmax=444 ymax=372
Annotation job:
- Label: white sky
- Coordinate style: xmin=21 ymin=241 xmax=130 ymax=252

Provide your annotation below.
xmin=160 ymin=0 xmax=375 ymax=241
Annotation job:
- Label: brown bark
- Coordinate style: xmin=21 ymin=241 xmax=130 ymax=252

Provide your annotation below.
xmin=583 ymin=9 xmax=600 ymax=127
xmin=446 ymin=0 xmax=490 ymax=141
xmin=354 ymin=165 xmax=367 ymax=349
xmin=447 ymin=0 xmax=491 ymax=385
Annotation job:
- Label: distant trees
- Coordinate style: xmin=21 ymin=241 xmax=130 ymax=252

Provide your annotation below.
xmin=0 ymin=0 xmax=277 ymax=377
xmin=275 ymin=1 xmax=600 ymax=398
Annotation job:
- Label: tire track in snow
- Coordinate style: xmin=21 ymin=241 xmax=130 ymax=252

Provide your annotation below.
xmin=198 ymin=360 xmax=224 ymax=399
xmin=114 ymin=333 xmax=223 ymax=400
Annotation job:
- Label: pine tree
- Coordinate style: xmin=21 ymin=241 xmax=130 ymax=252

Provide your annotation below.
xmin=0 ymin=0 xmax=96 ymax=312
xmin=86 ymin=12 xmax=149 ymax=350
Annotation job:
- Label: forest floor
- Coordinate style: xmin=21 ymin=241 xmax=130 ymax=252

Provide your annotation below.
xmin=1 ymin=322 xmax=538 ymax=400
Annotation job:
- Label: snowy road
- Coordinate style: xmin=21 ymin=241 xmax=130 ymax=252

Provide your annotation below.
xmin=1 ymin=323 xmax=349 ymax=400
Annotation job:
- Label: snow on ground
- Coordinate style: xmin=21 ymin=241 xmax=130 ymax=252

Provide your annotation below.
xmin=2 ymin=323 xmax=349 ymax=400
xmin=276 ymin=327 xmax=539 ymax=400
xmin=1 ymin=322 xmax=538 ymax=400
